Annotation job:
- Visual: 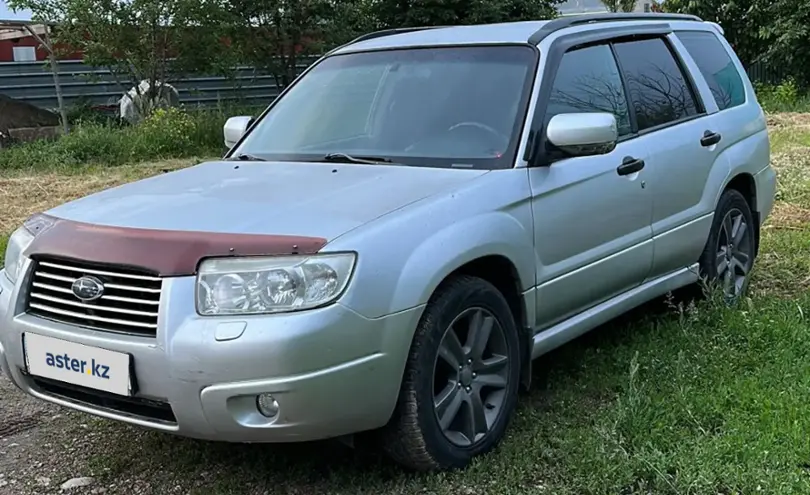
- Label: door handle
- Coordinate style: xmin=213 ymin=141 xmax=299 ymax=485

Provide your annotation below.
xmin=700 ymin=130 xmax=722 ymax=147
xmin=617 ymin=156 xmax=645 ymax=176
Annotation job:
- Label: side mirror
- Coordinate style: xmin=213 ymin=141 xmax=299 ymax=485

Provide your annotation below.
xmin=546 ymin=112 xmax=618 ymax=157
xmin=223 ymin=116 xmax=254 ymax=149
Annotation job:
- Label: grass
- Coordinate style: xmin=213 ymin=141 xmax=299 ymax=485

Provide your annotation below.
xmin=0 ymin=114 xmax=809 ymax=494
xmin=0 ymin=106 xmax=253 ymax=173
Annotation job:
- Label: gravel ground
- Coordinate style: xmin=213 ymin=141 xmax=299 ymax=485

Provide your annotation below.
xmin=0 ymin=371 xmax=388 ymax=495
xmin=0 ymin=371 xmax=66 ymax=495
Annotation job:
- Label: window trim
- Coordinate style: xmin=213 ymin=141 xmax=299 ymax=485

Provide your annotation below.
xmin=611 ymin=42 xmax=639 ymax=135
xmin=664 ymin=34 xmax=708 ymax=115
xmin=673 ymin=29 xmax=748 ymax=112
xmin=525 ymin=24 xmax=672 ymax=167
xmin=527 ymin=25 xmax=710 ymax=167
xmin=612 ymin=35 xmax=707 ymax=132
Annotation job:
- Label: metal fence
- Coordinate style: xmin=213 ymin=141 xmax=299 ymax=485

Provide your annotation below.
xmin=0 ymin=59 xmax=315 ymax=111
xmin=745 ymin=60 xmax=792 ymax=87
xmin=0 ymin=56 xmax=795 ymax=114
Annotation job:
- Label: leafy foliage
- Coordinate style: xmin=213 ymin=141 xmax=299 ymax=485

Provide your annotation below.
xmin=662 ymin=0 xmax=810 ymax=89
xmin=223 ymin=0 xmax=374 ymax=91
xmin=372 ymin=0 xmax=563 ymax=29
xmin=8 ymin=0 xmax=234 ymax=113
xmin=226 ymin=0 xmax=564 ymax=91
xmin=0 ymin=107 xmax=234 ymax=170
xmin=759 ymin=0 xmax=810 ymax=88
xmin=662 ymin=0 xmax=768 ymax=67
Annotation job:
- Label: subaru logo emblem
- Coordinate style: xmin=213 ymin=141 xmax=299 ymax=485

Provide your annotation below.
xmin=71 ymin=276 xmax=105 ymax=302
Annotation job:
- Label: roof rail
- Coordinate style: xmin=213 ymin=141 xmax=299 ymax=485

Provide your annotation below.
xmin=528 ymin=12 xmax=703 ymax=44
xmin=347 ymin=26 xmax=446 ymax=45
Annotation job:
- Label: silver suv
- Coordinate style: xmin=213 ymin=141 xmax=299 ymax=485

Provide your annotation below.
xmin=0 ymin=13 xmax=776 ymax=471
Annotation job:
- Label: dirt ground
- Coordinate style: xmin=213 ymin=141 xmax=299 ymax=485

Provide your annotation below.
xmin=0 ymin=159 xmax=215 ymax=494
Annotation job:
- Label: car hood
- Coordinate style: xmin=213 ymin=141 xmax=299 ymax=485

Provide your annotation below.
xmin=46 ymin=160 xmax=489 ymax=241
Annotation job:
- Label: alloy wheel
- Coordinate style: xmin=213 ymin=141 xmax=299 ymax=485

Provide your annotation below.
xmin=432 ymin=307 xmax=510 ymax=447
xmin=715 ymin=207 xmax=754 ymax=301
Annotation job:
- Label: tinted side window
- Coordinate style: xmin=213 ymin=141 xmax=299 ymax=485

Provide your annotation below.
xmin=676 ymin=31 xmax=746 ymax=110
xmin=613 ymin=38 xmax=699 ymax=131
xmin=547 ymin=44 xmax=632 ymax=136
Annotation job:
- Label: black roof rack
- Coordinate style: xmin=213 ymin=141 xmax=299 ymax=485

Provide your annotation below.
xmin=347 ymin=26 xmax=448 ymax=45
xmin=528 ymin=12 xmax=703 ymax=44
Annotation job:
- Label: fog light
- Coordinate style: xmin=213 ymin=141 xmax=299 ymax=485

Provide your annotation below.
xmin=256 ymin=393 xmax=280 ymax=418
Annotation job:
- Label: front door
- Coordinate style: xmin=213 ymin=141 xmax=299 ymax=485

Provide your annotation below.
xmin=529 ymin=42 xmax=654 ymax=330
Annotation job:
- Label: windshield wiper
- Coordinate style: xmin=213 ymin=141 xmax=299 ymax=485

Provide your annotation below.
xmin=322 ymin=152 xmax=394 ymax=165
xmin=228 ymin=153 xmax=267 ymax=162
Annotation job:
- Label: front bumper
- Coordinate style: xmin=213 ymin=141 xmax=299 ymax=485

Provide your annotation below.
xmin=0 ymin=260 xmax=424 ymax=442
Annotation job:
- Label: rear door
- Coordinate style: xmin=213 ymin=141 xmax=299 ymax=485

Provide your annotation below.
xmin=610 ymin=35 xmax=724 ymax=280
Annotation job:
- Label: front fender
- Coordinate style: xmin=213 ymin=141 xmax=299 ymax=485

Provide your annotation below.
xmin=328 ymin=168 xmax=536 ymax=321
xmin=390 ymin=212 xmax=535 ymax=317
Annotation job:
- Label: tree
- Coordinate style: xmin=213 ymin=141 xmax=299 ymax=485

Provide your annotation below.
xmin=372 ymin=0 xmax=564 ymax=30
xmin=9 ymin=0 xmax=234 ymax=119
xmin=600 ymin=0 xmax=638 ymax=12
xmin=660 ymin=0 xmax=767 ymax=68
xmin=225 ymin=0 xmax=374 ymax=92
xmin=225 ymin=0 xmax=565 ymax=95
xmin=758 ymin=0 xmax=810 ymax=87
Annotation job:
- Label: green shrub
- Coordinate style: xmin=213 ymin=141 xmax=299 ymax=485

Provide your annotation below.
xmin=65 ymin=100 xmax=120 ymax=127
xmin=0 ymin=105 xmax=259 ymax=172
xmin=756 ymin=79 xmax=810 ymax=112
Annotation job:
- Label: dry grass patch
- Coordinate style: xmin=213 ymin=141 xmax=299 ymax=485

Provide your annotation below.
xmin=0 ymin=158 xmax=201 ymax=234
xmin=751 ymin=116 xmax=810 ymax=298
xmin=767 ymin=202 xmax=810 ymax=230
xmin=766 ymin=112 xmax=810 ymax=128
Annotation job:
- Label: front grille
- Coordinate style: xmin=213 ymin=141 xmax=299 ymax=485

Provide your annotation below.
xmin=26 ymin=259 xmax=162 ymax=337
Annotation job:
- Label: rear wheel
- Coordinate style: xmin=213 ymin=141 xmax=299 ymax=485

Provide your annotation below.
xmin=698 ymin=188 xmax=757 ymax=302
xmin=382 ymin=275 xmax=521 ymax=471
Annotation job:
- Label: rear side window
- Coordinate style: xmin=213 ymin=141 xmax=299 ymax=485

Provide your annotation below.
xmin=613 ymin=38 xmax=699 ymax=131
xmin=676 ymin=31 xmax=746 ymax=111
xmin=546 ymin=44 xmax=632 ymax=136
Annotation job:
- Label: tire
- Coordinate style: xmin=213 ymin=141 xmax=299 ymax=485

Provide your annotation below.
xmin=381 ymin=275 xmax=522 ymax=471
xmin=697 ymin=188 xmax=757 ymax=302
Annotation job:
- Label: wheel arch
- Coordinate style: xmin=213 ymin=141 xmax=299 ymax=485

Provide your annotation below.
xmin=375 ymin=212 xmax=536 ymax=422
xmin=722 ymin=172 xmax=760 ymax=255
xmin=445 ymin=255 xmax=534 ymax=392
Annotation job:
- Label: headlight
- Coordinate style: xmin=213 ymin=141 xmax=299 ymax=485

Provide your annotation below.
xmin=196 ymin=253 xmax=356 ymax=315
xmin=3 ymin=225 xmax=35 ymax=284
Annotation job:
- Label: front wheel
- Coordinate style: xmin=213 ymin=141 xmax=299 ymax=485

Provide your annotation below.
xmin=698 ymin=188 xmax=757 ymax=302
xmin=381 ymin=275 xmax=521 ymax=471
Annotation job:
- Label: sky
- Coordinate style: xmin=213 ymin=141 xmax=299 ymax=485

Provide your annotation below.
xmin=0 ymin=0 xmax=33 ymax=21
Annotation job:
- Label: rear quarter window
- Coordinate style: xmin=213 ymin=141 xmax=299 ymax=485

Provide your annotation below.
xmin=675 ymin=31 xmax=746 ymax=111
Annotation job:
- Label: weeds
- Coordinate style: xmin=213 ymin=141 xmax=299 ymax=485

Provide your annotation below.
xmin=757 ymin=79 xmax=810 ymax=113
xmin=0 ymin=104 xmax=261 ymax=173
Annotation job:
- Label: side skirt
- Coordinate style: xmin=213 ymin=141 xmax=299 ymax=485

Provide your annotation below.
xmin=531 ymin=263 xmax=700 ymax=359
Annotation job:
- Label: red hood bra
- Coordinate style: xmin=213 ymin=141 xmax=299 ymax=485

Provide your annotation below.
xmin=22 ymin=214 xmax=328 ymax=277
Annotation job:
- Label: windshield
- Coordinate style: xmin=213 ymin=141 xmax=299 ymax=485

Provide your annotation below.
xmin=233 ymin=45 xmax=538 ymax=169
